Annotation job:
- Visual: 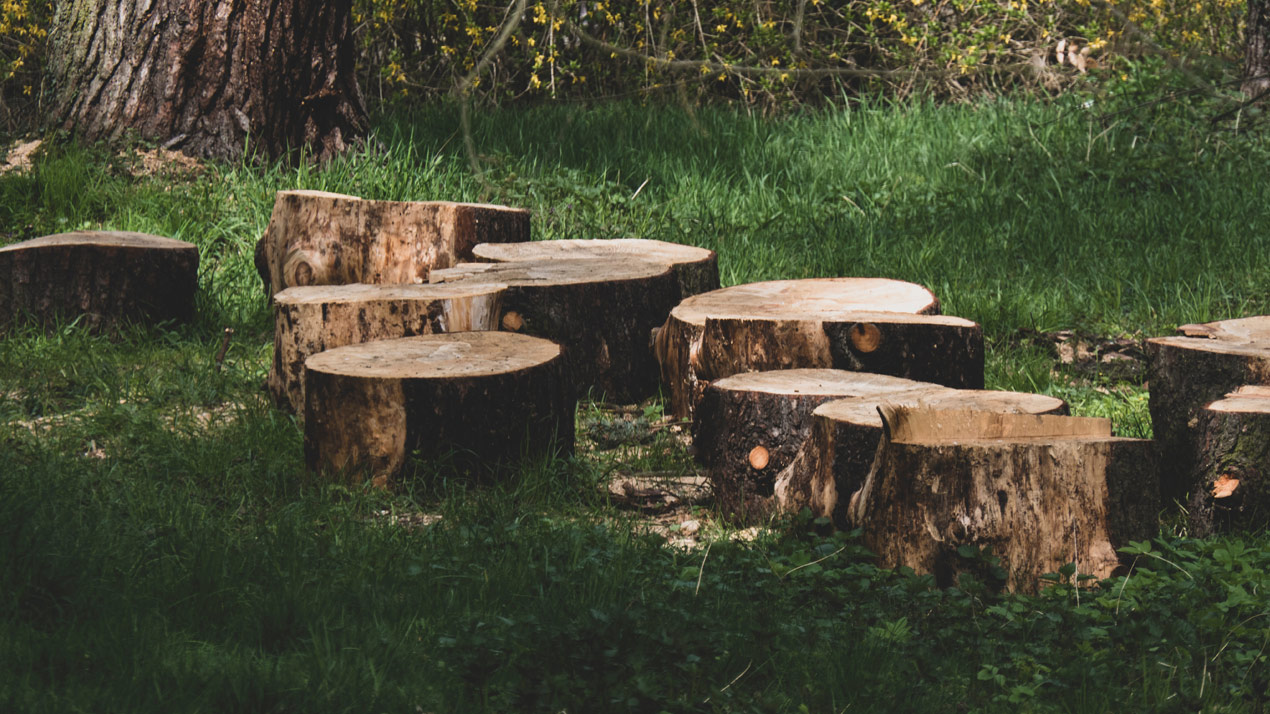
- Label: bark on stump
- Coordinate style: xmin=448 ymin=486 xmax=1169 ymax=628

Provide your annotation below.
xmin=692 ymin=369 xmax=929 ymax=521
xmin=254 ymin=190 xmax=530 ymax=297
xmin=304 ymin=332 xmax=575 ymax=486
xmin=268 ymin=282 xmax=505 ymax=414
xmin=850 ymin=406 xmax=1159 ymax=593
xmin=1148 ymin=316 xmax=1270 ymax=504
xmin=472 ymin=238 xmax=720 ymax=300
xmin=1187 ymin=386 xmax=1270 ymax=536
xmin=430 ymin=258 xmax=679 ymax=403
xmin=652 ymin=278 xmax=977 ymax=420
xmin=775 ymin=389 xmax=1069 ymax=526
xmin=0 ymin=231 xmax=197 ymax=331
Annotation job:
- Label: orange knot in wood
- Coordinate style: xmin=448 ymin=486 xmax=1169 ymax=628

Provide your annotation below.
xmin=501 ymin=311 xmax=524 ymax=331
xmin=748 ymin=445 xmax=770 ymax=470
xmin=849 ymin=322 xmax=882 ymax=353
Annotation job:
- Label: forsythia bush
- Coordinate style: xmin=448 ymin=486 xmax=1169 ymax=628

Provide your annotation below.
xmin=0 ymin=0 xmax=47 ymax=124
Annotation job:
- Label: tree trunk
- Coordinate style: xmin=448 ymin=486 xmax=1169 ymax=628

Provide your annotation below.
xmin=48 ymin=0 xmax=367 ymax=162
xmin=1188 ymin=386 xmax=1270 ymax=536
xmin=1247 ymin=0 xmax=1270 ymax=97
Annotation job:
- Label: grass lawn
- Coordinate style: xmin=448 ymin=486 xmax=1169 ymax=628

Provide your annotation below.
xmin=2 ymin=87 xmax=1270 ymax=712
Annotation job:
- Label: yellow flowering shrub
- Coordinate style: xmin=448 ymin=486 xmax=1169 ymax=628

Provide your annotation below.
xmin=0 ymin=0 xmax=47 ymax=123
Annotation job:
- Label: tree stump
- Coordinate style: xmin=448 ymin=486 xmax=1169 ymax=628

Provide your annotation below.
xmin=692 ymin=369 xmax=929 ymax=520
xmin=849 ymin=406 xmax=1159 ymax=593
xmin=268 ymin=282 xmax=506 ymax=414
xmin=254 ymin=189 xmax=530 ymax=296
xmin=472 ymin=238 xmax=720 ymax=300
xmin=1187 ymin=386 xmax=1270 ymax=536
xmin=0 ymin=231 xmax=198 ymax=331
xmin=652 ymin=278 xmax=980 ymax=420
xmin=775 ymin=389 xmax=1069 ymax=526
xmin=1148 ymin=316 xmax=1270 ymax=504
xmin=304 ymin=332 xmax=575 ymax=486
xmin=430 ymin=258 xmax=679 ymax=403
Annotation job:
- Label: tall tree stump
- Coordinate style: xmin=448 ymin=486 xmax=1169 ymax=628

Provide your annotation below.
xmin=775 ymin=389 xmax=1068 ymax=526
xmin=0 ymin=231 xmax=197 ymax=331
xmin=304 ymin=332 xmax=575 ymax=486
xmin=472 ymin=238 xmax=720 ymax=300
xmin=692 ymin=369 xmax=929 ymax=520
xmin=849 ymin=407 xmax=1159 ymax=593
xmin=652 ymin=278 xmax=982 ymax=420
xmin=268 ymin=282 xmax=506 ymax=413
xmin=1188 ymin=386 xmax=1270 ymax=536
xmin=254 ymin=190 xmax=530 ymax=297
xmin=1148 ymin=316 xmax=1270 ymax=504
xmin=430 ymin=259 xmax=679 ymax=402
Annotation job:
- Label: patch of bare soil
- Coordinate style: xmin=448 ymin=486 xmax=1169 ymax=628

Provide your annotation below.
xmin=0 ymin=138 xmax=41 ymax=175
xmin=119 ymin=147 xmax=206 ymax=178
xmin=1013 ymin=328 xmax=1148 ymax=384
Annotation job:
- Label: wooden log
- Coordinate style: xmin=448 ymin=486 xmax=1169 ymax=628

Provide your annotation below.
xmin=303 ymin=332 xmax=575 ymax=486
xmin=692 ymin=369 xmax=930 ymax=521
xmin=254 ymin=189 xmax=530 ymax=296
xmin=1148 ymin=317 xmax=1270 ymax=504
xmin=0 ymin=231 xmax=198 ymax=331
xmin=652 ymin=278 xmax=956 ymax=420
xmin=850 ymin=406 xmax=1159 ymax=593
xmin=775 ymin=389 xmax=1069 ymax=526
xmin=430 ymin=258 xmax=679 ymax=403
xmin=268 ymin=282 xmax=505 ymax=414
xmin=1187 ymin=386 xmax=1270 ymax=536
xmin=472 ymin=238 xmax=720 ymax=300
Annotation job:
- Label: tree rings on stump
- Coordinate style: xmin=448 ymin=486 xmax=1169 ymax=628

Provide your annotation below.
xmin=303 ymin=331 xmax=575 ymax=486
xmin=1148 ymin=316 xmax=1270 ymax=503
xmin=430 ymin=258 xmax=679 ymax=403
xmin=472 ymin=238 xmax=720 ymax=300
xmin=268 ymin=282 xmax=505 ymax=413
xmin=774 ymin=388 xmax=1069 ymax=526
xmin=692 ymin=368 xmax=929 ymax=521
xmin=0 ymin=231 xmax=197 ymax=331
xmin=849 ymin=406 xmax=1158 ymax=593
xmin=1187 ymin=386 xmax=1270 ymax=536
xmin=254 ymin=189 xmax=530 ymax=296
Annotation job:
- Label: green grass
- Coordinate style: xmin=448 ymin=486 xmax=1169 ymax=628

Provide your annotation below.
xmin=3 ymin=84 xmax=1270 ymax=711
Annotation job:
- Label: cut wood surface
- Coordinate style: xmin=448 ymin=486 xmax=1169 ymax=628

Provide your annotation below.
xmin=1188 ymin=385 xmax=1270 ymax=536
xmin=851 ymin=405 xmax=1158 ymax=593
xmin=654 ymin=278 xmax=950 ymax=419
xmin=254 ymin=189 xmax=529 ymax=296
xmin=692 ymin=369 xmax=930 ymax=520
xmin=268 ymin=282 xmax=505 ymax=413
xmin=304 ymin=332 xmax=575 ymax=486
xmin=775 ymin=389 xmax=1068 ymax=526
xmin=0 ymin=231 xmax=198 ymax=331
xmin=1148 ymin=316 xmax=1270 ymax=503
xmin=472 ymin=238 xmax=720 ymax=299
xmin=430 ymin=258 xmax=679 ymax=402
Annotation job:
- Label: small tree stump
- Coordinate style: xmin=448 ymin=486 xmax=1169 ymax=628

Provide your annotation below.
xmin=775 ymin=389 xmax=1069 ymax=525
xmin=849 ymin=406 xmax=1158 ymax=593
xmin=0 ymin=231 xmax=198 ymax=331
xmin=692 ymin=369 xmax=929 ymax=520
xmin=304 ymin=332 xmax=575 ymax=486
xmin=472 ymin=238 xmax=720 ymax=300
xmin=430 ymin=258 xmax=679 ymax=402
xmin=652 ymin=278 xmax=979 ymax=419
xmin=1188 ymin=386 xmax=1270 ymax=536
xmin=254 ymin=190 xmax=530 ymax=296
xmin=1148 ymin=316 xmax=1270 ymax=504
xmin=268 ymin=282 xmax=506 ymax=413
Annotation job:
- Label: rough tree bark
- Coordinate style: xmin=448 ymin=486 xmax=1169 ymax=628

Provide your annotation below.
xmin=48 ymin=0 xmax=368 ymax=162
xmin=1247 ymin=0 xmax=1270 ymax=97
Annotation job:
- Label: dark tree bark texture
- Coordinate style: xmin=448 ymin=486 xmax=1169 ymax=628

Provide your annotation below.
xmin=49 ymin=0 xmax=368 ymax=162
xmin=1248 ymin=0 xmax=1270 ymax=97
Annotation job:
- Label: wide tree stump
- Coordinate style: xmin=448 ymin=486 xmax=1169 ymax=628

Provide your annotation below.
xmin=1187 ymin=386 xmax=1270 ymax=536
xmin=849 ymin=406 xmax=1159 ymax=593
xmin=0 ymin=231 xmax=197 ymax=331
xmin=1148 ymin=316 xmax=1270 ymax=504
xmin=254 ymin=189 xmax=530 ymax=296
xmin=268 ymin=282 xmax=506 ymax=414
xmin=430 ymin=258 xmax=679 ymax=402
xmin=652 ymin=278 xmax=983 ymax=419
xmin=472 ymin=238 xmax=720 ymax=300
xmin=775 ymin=389 xmax=1068 ymax=526
xmin=304 ymin=332 xmax=575 ymax=486
xmin=692 ymin=369 xmax=929 ymax=520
